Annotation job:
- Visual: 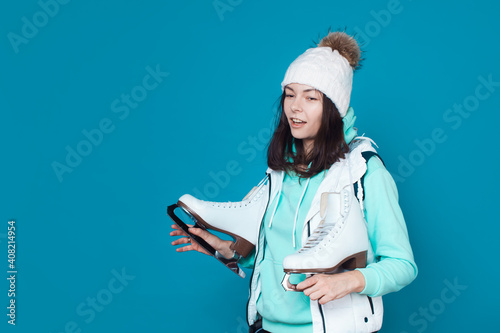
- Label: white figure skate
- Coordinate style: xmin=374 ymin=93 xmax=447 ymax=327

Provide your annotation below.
xmin=167 ymin=176 xmax=269 ymax=278
xmin=281 ymin=184 xmax=369 ymax=291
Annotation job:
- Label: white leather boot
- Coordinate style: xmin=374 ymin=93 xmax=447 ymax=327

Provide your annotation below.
xmin=167 ymin=176 xmax=269 ymax=277
xmin=281 ymin=183 xmax=369 ymax=291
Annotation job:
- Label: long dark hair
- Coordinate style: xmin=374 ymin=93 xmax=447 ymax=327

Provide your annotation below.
xmin=266 ymin=90 xmax=349 ymax=181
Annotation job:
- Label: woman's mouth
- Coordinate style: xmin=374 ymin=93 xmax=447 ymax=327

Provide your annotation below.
xmin=290 ymin=118 xmax=307 ymax=128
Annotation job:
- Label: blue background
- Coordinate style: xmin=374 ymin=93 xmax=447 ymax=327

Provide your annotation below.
xmin=1 ymin=0 xmax=499 ymax=332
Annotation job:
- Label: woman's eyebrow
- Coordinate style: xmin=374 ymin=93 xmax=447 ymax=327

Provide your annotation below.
xmin=285 ymin=87 xmax=317 ymax=93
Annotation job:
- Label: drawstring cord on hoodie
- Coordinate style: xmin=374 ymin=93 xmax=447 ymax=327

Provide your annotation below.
xmin=355 ymin=134 xmax=379 ymax=148
xmin=292 ymin=177 xmax=311 ymax=248
xmin=268 ymin=174 xmax=311 ymax=248
xmin=267 ymin=163 xmax=313 ymax=248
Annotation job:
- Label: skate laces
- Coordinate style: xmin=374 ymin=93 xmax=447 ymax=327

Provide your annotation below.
xmin=298 ymin=159 xmax=350 ymax=253
xmin=299 ymin=220 xmax=339 ymax=253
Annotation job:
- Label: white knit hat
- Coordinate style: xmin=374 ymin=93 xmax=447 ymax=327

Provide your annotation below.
xmin=280 ymin=31 xmax=361 ymax=118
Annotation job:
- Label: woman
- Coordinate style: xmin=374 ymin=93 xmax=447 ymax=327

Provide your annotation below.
xmin=170 ymin=30 xmax=417 ymax=333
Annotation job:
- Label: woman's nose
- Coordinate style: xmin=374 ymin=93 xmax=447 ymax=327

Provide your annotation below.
xmin=291 ymin=98 xmax=302 ymax=112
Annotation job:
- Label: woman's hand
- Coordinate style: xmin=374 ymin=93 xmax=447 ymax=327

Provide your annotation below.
xmin=296 ymin=270 xmax=366 ymax=305
xmin=170 ymin=224 xmax=235 ymax=259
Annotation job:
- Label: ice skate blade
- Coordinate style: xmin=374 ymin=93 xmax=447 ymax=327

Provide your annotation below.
xmin=167 ymin=204 xmax=246 ymax=279
xmin=283 ymin=251 xmax=367 ymax=275
xmin=281 ymin=251 xmax=367 ymax=292
xmin=281 ymin=273 xmax=299 ymax=292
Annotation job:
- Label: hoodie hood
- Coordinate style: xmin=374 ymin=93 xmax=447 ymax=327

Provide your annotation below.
xmin=343 ymin=106 xmax=358 ymax=144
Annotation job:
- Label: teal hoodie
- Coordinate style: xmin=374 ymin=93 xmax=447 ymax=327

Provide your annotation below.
xmin=240 ymin=107 xmax=418 ymax=332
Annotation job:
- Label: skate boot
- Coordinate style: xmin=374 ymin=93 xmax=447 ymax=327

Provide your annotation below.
xmin=167 ymin=176 xmax=269 ymax=278
xmin=281 ymin=184 xmax=369 ymax=291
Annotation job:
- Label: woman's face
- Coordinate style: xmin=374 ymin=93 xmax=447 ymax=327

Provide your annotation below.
xmin=283 ymin=83 xmax=323 ymax=152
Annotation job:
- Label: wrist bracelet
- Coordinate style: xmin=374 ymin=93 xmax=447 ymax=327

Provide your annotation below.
xmin=215 ymin=249 xmax=240 ymax=261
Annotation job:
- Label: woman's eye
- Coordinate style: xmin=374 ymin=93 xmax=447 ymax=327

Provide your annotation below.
xmin=285 ymin=94 xmax=294 ymax=98
xmin=307 ymin=97 xmax=317 ymax=100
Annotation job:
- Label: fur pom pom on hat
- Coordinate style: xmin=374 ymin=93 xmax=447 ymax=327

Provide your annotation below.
xmin=318 ymin=31 xmax=362 ymax=70
xmin=281 ymin=30 xmax=362 ymax=117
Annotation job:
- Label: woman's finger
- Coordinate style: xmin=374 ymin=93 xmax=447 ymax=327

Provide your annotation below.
xmin=171 ymin=236 xmax=191 ymax=246
xmin=176 ymin=243 xmax=195 ymax=252
xmin=170 ymin=224 xmax=225 ymax=257
xmin=171 ymin=223 xmax=194 ymax=229
xmin=171 ymin=231 xmax=211 ymax=256
xmin=188 ymin=227 xmax=216 ymax=241
xmin=170 ymin=223 xmax=196 ymax=237
xmin=170 ymin=229 xmax=188 ymax=237
xmin=177 ymin=241 xmax=211 ymax=256
xmin=170 ymin=227 xmax=205 ymax=240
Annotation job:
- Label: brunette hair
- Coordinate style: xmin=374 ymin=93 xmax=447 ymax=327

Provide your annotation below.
xmin=266 ymin=90 xmax=349 ymax=181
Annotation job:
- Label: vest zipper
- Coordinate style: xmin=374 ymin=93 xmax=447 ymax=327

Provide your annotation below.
xmin=246 ymin=173 xmax=272 ymax=327
xmin=367 ymin=295 xmax=374 ymax=314
xmin=318 ymin=302 xmax=326 ymax=332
